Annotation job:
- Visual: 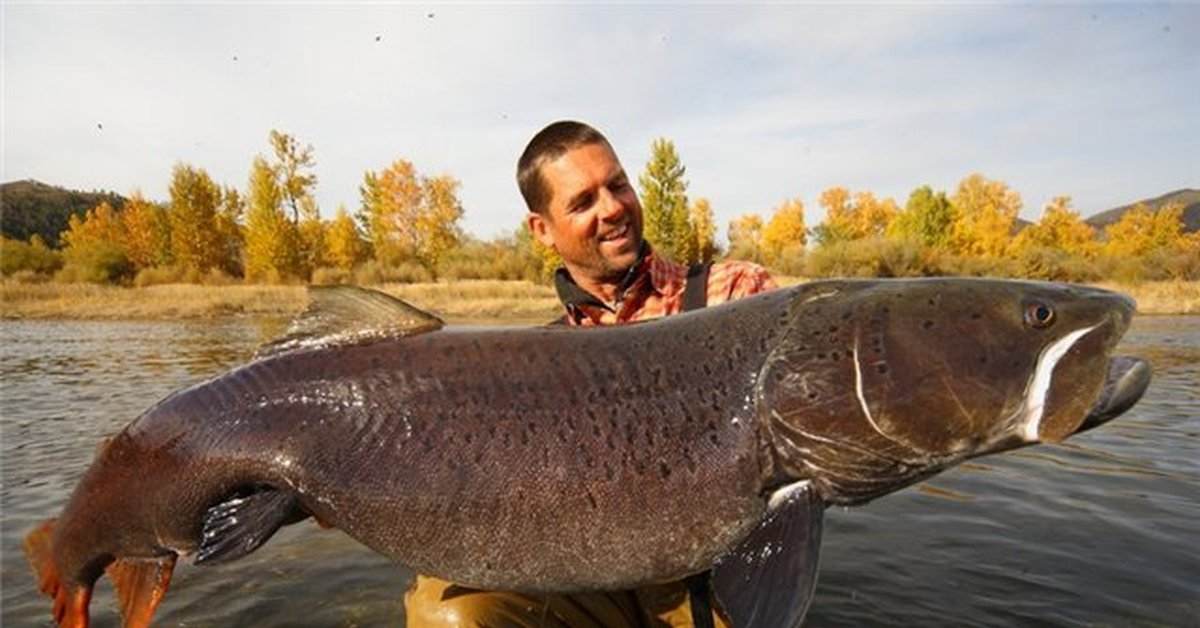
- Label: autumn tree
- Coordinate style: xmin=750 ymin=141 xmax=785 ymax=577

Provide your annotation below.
xmin=60 ymin=202 xmax=132 ymax=282
xmin=120 ymin=192 xmax=172 ymax=271
xmin=1103 ymin=202 xmax=1186 ymax=257
xmin=887 ymin=185 xmax=955 ymax=249
xmin=761 ymin=198 xmax=806 ymax=268
xmin=726 ymin=213 xmax=765 ymax=264
xmin=1010 ymin=196 xmax=1098 ymax=258
xmin=948 ymin=174 xmax=1021 ymax=258
xmin=168 ymin=164 xmax=224 ymax=275
xmin=689 ymin=198 xmax=719 ymax=263
xmin=214 ymin=186 xmax=245 ymax=277
xmin=814 ymin=187 xmax=897 ymax=244
xmin=414 ymin=175 xmax=465 ymax=276
xmin=358 ymin=160 xmax=464 ymax=277
xmin=244 ymin=156 xmax=300 ymax=282
xmin=325 ymin=206 xmax=369 ymax=270
xmin=639 ymin=138 xmax=695 ymax=263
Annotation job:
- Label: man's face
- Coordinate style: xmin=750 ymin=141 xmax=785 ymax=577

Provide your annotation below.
xmin=527 ymin=142 xmax=644 ymax=284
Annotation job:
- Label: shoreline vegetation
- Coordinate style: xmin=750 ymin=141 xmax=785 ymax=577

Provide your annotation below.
xmin=2 ymin=278 xmax=1196 ymax=323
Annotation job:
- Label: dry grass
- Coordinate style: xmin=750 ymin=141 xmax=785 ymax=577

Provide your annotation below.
xmin=0 ymin=280 xmax=560 ymax=323
xmin=2 ymin=278 xmax=1194 ymax=322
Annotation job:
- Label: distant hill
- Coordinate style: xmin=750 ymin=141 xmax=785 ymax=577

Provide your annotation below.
xmin=0 ymin=180 xmax=127 ymax=248
xmin=1085 ymin=188 xmax=1200 ymax=234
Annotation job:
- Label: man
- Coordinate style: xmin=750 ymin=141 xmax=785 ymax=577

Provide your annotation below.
xmin=404 ymin=120 xmax=777 ymax=627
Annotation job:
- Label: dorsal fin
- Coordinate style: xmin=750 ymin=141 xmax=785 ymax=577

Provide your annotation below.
xmin=257 ymin=286 xmax=444 ymax=358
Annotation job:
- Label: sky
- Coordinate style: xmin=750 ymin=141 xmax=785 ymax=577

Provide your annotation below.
xmin=4 ymin=2 xmax=1198 ymax=242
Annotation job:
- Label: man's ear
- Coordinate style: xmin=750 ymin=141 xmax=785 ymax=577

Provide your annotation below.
xmin=527 ymin=212 xmax=557 ymax=249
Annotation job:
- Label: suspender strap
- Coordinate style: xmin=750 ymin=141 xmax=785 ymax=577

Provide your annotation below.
xmin=685 ymin=571 xmax=716 ymax=628
xmin=683 ymin=263 xmax=710 ymax=313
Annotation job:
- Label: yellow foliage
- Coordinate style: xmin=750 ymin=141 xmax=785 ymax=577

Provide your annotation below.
xmin=1009 ymin=196 xmax=1099 ymax=258
xmin=689 ymin=198 xmax=719 ymax=263
xmin=1103 ymin=202 xmax=1186 ymax=257
xmin=817 ymin=187 xmax=897 ymax=243
xmin=949 ymin=173 xmax=1021 ymax=258
xmin=761 ymin=198 xmax=806 ymax=266
xmin=325 ymin=207 xmax=368 ymax=270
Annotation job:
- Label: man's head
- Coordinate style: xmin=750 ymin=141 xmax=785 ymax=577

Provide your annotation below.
xmin=519 ymin=121 xmax=645 ymax=289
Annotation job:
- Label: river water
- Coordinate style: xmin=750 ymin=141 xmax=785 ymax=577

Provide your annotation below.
xmin=1 ymin=316 xmax=1197 ymax=627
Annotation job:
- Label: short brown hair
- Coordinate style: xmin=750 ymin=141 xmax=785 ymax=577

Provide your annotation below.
xmin=517 ymin=120 xmax=612 ymax=215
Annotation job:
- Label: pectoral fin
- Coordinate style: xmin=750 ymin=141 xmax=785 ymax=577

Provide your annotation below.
xmin=712 ymin=481 xmax=824 ymax=628
xmin=195 ymin=488 xmax=305 ymax=565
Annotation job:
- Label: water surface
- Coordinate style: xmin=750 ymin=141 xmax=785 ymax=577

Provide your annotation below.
xmin=2 ymin=316 xmax=1197 ymax=626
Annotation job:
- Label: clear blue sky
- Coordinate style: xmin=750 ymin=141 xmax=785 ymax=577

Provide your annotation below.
xmin=4 ymin=3 xmax=1197 ymax=241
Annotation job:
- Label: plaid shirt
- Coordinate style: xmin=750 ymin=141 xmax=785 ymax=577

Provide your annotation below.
xmin=554 ymin=247 xmax=777 ymax=326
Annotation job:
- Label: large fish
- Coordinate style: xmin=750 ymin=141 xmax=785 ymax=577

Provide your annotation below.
xmin=24 ymin=278 xmax=1150 ymax=627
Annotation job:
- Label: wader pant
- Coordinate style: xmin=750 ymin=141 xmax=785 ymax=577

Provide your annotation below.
xmin=405 ymin=575 xmax=728 ymax=628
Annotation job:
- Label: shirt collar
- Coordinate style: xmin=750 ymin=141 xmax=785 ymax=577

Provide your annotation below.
xmin=555 ymin=241 xmax=671 ymax=315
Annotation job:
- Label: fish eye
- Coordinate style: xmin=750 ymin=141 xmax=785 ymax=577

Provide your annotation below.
xmin=1024 ymin=302 xmax=1055 ymax=328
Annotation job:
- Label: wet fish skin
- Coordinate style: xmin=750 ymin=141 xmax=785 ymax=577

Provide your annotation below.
xmin=24 ymin=278 xmax=1146 ymax=627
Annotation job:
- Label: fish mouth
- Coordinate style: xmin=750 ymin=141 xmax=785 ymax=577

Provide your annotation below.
xmin=1076 ymin=355 xmax=1152 ymax=434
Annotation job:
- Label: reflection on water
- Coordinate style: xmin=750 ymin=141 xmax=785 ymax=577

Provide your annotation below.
xmin=2 ymin=317 xmax=1197 ymax=627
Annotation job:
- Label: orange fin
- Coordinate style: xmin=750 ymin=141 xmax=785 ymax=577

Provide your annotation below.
xmin=105 ymin=554 xmax=177 ymax=628
xmin=23 ymin=518 xmax=92 ymax=627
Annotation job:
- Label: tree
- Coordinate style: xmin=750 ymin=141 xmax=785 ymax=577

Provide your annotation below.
xmin=168 ymin=164 xmax=224 ymax=274
xmin=325 ymin=206 xmax=369 ymax=270
xmin=639 ymin=138 xmax=694 ymax=262
xmin=120 ymin=192 xmax=172 ymax=271
xmin=948 ymin=173 xmax=1021 ymax=258
xmin=61 ymin=202 xmax=132 ymax=283
xmin=358 ymin=160 xmax=465 ymax=277
xmin=726 ymin=213 xmax=764 ymax=264
xmin=214 ymin=186 xmax=245 ymax=277
xmin=414 ymin=174 xmax=465 ymax=276
xmin=1103 ymin=201 xmax=1186 ymax=257
xmin=815 ymin=187 xmax=897 ymax=244
xmin=244 ymin=156 xmax=300 ymax=282
xmin=1010 ymin=196 xmax=1098 ymax=258
xmin=761 ymin=198 xmax=806 ymax=267
xmin=689 ymin=198 xmax=719 ymax=263
xmin=887 ymin=185 xmax=955 ymax=249
xmin=359 ymin=159 xmax=423 ymax=267
xmin=268 ymin=130 xmax=319 ymax=225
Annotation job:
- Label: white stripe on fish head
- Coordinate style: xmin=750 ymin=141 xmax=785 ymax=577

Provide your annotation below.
xmin=1019 ymin=323 xmax=1100 ymax=442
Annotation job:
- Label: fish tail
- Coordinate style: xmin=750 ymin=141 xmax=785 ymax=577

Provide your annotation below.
xmin=23 ymin=518 xmax=92 ymax=628
xmin=105 ymin=554 xmax=177 ymax=628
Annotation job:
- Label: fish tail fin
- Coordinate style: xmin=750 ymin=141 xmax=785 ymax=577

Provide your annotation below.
xmin=105 ymin=554 xmax=177 ymax=628
xmin=23 ymin=518 xmax=92 ymax=627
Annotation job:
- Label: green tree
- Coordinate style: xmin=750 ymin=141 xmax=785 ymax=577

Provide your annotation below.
xmin=887 ymin=185 xmax=955 ymax=249
xmin=639 ymin=138 xmax=694 ymax=262
xmin=168 ymin=164 xmax=224 ymax=274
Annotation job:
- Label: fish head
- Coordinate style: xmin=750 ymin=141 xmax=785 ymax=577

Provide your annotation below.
xmin=760 ymin=278 xmax=1150 ymax=505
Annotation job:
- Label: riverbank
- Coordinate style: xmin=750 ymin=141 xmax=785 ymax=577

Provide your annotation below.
xmin=1 ymin=279 xmax=1196 ymax=321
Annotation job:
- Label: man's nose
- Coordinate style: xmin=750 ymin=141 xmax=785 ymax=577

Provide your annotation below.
xmin=597 ymin=187 xmax=627 ymax=221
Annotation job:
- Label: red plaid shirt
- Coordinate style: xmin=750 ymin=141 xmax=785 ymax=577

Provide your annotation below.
xmin=556 ymin=249 xmax=777 ymax=326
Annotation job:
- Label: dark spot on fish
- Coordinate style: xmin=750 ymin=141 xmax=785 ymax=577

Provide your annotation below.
xmin=877 ymin=364 xmax=889 ymax=375
xmin=659 ymin=461 xmax=672 ymax=480
xmin=808 ymin=391 xmax=819 ymax=400
xmin=817 ymin=352 xmax=827 ymax=360
xmin=971 ymin=312 xmax=982 ymax=320
xmin=709 ymin=433 xmax=719 ymax=446
xmin=828 ymin=325 xmax=839 ymax=333
xmin=923 ymin=320 xmax=935 ymax=330
xmin=585 ymin=490 xmax=598 ymax=510
xmin=831 ymin=350 xmax=841 ymax=360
